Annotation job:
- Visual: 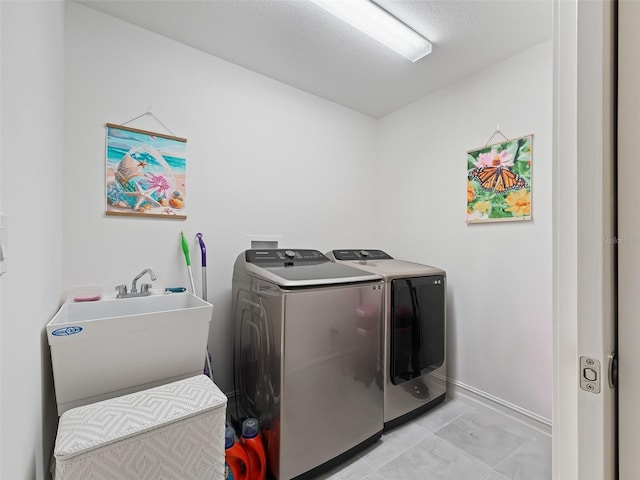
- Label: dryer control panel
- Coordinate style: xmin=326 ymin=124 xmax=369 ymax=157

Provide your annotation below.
xmin=331 ymin=249 xmax=393 ymax=261
xmin=246 ymin=249 xmax=327 ymax=265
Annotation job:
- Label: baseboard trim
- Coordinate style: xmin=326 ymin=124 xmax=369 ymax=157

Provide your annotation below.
xmin=226 ymin=379 xmax=552 ymax=436
xmin=443 ymin=376 xmax=552 ymax=436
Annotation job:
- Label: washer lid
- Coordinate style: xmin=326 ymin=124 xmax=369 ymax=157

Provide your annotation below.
xmin=241 ymin=249 xmax=381 ymax=287
xmin=327 ymin=249 xmax=445 ymax=279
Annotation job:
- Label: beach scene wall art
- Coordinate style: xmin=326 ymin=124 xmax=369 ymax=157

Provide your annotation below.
xmin=105 ymin=123 xmax=187 ymax=219
xmin=466 ymin=134 xmax=532 ymax=224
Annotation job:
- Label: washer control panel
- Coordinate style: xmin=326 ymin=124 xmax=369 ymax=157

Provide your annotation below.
xmin=246 ymin=249 xmax=327 ymax=265
xmin=331 ymin=249 xmax=393 ymax=261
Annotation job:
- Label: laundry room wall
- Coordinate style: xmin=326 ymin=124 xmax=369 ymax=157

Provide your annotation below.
xmin=63 ymin=3 xmax=379 ymax=394
xmin=1 ymin=1 xmax=65 ymax=478
xmin=375 ymin=41 xmax=553 ymax=423
xmin=63 ymin=1 xmax=552 ymax=427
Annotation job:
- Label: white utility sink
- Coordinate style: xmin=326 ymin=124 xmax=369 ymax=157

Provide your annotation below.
xmin=46 ymin=292 xmax=213 ymax=415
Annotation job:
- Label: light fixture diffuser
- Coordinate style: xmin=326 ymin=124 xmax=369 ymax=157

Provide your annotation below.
xmin=310 ymin=0 xmax=432 ymax=62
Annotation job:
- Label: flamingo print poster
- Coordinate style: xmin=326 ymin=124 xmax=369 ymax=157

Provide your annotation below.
xmin=105 ymin=123 xmax=187 ymax=219
xmin=466 ymin=134 xmax=532 ymax=224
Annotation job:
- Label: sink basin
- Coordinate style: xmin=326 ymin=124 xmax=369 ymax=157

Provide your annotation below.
xmin=46 ymin=292 xmax=213 ymax=415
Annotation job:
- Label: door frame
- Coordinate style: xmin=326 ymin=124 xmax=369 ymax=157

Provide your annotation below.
xmin=553 ymin=1 xmax=616 ymax=479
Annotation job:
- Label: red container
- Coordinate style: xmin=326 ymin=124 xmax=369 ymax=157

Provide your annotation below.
xmin=241 ymin=418 xmax=267 ymax=480
xmin=225 ymin=426 xmax=249 ymax=480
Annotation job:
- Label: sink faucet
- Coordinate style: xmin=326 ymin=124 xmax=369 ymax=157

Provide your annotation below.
xmin=131 ymin=268 xmax=157 ymax=294
xmin=115 ymin=268 xmax=158 ymax=299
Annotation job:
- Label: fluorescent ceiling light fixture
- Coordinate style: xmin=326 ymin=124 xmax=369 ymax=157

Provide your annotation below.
xmin=310 ymin=0 xmax=432 ymax=62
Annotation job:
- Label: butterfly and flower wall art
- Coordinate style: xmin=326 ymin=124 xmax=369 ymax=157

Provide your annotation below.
xmin=466 ymin=134 xmax=532 ymax=223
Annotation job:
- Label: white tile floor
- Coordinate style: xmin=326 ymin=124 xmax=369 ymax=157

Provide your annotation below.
xmin=314 ymin=397 xmax=551 ymax=480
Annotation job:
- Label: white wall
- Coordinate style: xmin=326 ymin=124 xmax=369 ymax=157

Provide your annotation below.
xmin=0 ymin=5 xmax=550 ymax=477
xmin=64 ymin=3 xmax=379 ymax=394
xmin=0 ymin=1 xmax=65 ymax=479
xmin=376 ymin=41 xmax=553 ymax=422
xmin=64 ymin=1 xmax=553 ymax=422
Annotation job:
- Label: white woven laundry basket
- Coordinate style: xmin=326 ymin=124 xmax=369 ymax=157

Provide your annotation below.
xmin=53 ymin=375 xmax=227 ymax=480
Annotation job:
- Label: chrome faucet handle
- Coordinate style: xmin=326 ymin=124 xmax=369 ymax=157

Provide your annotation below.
xmin=140 ymin=283 xmax=152 ymax=293
xmin=115 ymin=284 xmax=127 ymax=298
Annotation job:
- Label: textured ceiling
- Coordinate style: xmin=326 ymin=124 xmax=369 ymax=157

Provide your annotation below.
xmin=78 ymin=0 xmax=552 ymax=118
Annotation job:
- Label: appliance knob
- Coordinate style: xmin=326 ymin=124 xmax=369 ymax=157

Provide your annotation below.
xmin=360 ymin=250 xmax=370 ymax=257
xmin=284 ymin=250 xmax=296 ymax=259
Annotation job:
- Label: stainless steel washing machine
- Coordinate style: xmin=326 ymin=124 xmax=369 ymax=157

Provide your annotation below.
xmin=232 ymin=249 xmax=384 ymax=480
xmin=326 ymin=249 xmax=446 ymax=430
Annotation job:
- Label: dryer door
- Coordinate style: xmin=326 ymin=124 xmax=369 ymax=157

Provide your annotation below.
xmin=390 ymin=275 xmax=445 ymax=385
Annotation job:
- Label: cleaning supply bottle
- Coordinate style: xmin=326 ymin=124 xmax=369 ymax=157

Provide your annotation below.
xmin=240 ymin=418 xmax=267 ymax=480
xmin=225 ymin=426 xmax=249 ymax=480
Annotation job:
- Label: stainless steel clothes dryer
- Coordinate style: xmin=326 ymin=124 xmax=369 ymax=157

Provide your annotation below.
xmin=326 ymin=249 xmax=446 ymax=430
xmin=232 ymin=249 xmax=384 ymax=480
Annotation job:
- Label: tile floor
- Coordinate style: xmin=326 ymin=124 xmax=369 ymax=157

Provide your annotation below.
xmin=314 ymin=397 xmax=551 ymax=480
